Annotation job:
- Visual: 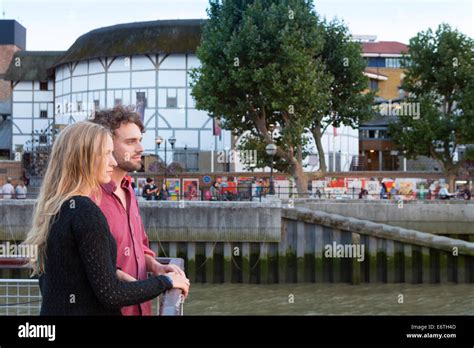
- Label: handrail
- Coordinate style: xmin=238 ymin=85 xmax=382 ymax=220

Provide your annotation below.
xmin=156 ymin=257 xmax=185 ymax=316
xmin=282 ymin=206 xmax=474 ymax=256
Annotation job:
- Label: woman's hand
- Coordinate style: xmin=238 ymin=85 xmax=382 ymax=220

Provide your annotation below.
xmin=116 ymin=269 xmax=136 ymax=282
xmin=166 ymin=272 xmax=190 ymax=299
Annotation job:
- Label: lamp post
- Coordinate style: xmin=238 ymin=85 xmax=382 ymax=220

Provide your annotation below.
xmin=265 ymin=143 xmax=277 ymax=195
xmin=184 ymin=144 xmax=188 ymax=172
xmin=156 ymin=135 xmax=176 ymax=183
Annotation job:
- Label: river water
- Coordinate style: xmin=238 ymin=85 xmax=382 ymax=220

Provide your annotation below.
xmin=183 ymin=283 xmax=474 ymax=315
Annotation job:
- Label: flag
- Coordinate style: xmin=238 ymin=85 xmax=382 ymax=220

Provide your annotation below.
xmin=213 ymin=118 xmax=222 ymax=139
xmin=333 ymin=126 xmax=338 ymax=137
xmin=136 ymin=92 xmax=146 ymax=123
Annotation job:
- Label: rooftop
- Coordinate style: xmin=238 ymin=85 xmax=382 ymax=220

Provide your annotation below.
xmin=4 ymin=51 xmax=65 ymax=81
xmin=362 ymin=41 xmax=409 ymax=55
xmin=52 ymin=19 xmax=206 ymax=67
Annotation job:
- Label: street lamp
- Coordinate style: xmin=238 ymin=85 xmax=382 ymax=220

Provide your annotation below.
xmin=224 ymin=146 xmax=230 ymax=172
xmin=169 ymin=135 xmax=176 ymax=149
xmin=265 ymin=143 xmax=277 ymax=195
xmin=156 ymin=135 xmax=176 ymax=182
xmin=184 ymin=144 xmax=188 ymax=172
xmin=155 ymin=135 xmax=162 ymax=157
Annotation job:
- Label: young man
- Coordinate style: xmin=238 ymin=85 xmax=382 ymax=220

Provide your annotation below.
xmin=92 ymin=106 xmax=186 ymax=315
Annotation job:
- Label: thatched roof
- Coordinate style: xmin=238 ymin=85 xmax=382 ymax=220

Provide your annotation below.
xmin=52 ymin=19 xmax=206 ymax=67
xmin=4 ymin=51 xmax=65 ymax=81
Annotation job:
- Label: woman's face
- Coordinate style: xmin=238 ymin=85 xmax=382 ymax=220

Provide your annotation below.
xmin=98 ymin=135 xmax=117 ymax=184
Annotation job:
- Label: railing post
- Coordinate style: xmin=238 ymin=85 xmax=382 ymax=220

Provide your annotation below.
xmin=157 ymin=257 xmax=185 ymax=316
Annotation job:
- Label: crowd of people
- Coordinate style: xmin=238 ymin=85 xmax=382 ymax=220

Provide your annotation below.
xmin=133 ymin=178 xmax=171 ymax=201
xmin=355 ymin=182 xmax=472 ymax=201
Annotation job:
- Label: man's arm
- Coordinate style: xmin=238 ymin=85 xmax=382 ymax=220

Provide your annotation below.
xmin=138 ymin=216 xmax=186 ymax=277
xmin=145 ymin=253 xmax=185 ymax=276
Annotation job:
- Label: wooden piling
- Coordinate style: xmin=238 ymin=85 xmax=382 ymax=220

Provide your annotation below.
xmin=351 ymin=232 xmax=361 ymax=285
xmin=404 ymin=244 xmax=413 ymax=284
xmin=296 ymin=221 xmax=305 ymax=283
xmin=314 ymin=225 xmax=324 ymax=283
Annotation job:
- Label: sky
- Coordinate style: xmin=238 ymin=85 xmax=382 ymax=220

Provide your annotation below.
xmin=0 ymin=0 xmax=472 ymax=51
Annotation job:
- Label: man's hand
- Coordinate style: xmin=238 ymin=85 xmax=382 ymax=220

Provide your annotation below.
xmin=165 ymin=272 xmax=190 ymax=299
xmin=152 ymin=260 xmax=186 ymax=277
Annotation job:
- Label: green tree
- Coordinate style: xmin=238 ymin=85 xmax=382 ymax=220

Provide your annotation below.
xmin=389 ymin=24 xmax=474 ymax=189
xmin=191 ymin=0 xmax=371 ymax=193
xmin=311 ymin=19 xmax=373 ymax=172
xmin=191 ymin=0 xmax=329 ymax=194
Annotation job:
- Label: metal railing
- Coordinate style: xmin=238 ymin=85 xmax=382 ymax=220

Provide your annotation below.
xmin=0 ymin=278 xmax=41 ymax=315
xmin=1 ymin=185 xmax=471 ymax=201
xmin=139 ymin=186 xmax=472 ymax=202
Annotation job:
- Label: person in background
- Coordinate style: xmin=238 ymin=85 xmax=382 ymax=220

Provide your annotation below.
xmin=389 ymin=186 xmax=397 ymax=199
xmin=380 ymin=182 xmax=388 ymax=199
xmin=15 ymin=179 xmax=27 ymax=199
xmin=1 ymin=177 xmax=15 ymax=199
xmin=255 ymin=179 xmax=263 ymax=198
xmin=460 ymin=185 xmax=471 ymax=200
xmin=439 ymin=184 xmax=454 ymax=200
xmin=143 ymin=178 xmax=158 ymax=201
xmin=22 ymin=169 xmax=30 ymax=187
xmin=358 ymin=188 xmax=369 ymax=199
xmin=210 ymin=181 xmax=220 ymax=201
xmin=158 ymin=183 xmax=170 ymax=201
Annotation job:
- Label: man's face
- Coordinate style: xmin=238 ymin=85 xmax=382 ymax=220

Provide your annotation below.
xmin=112 ymin=122 xmax=144 ymax=172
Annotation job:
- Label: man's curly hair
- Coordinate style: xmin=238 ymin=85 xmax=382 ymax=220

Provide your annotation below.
xmin=91 ymin=105 xmax=145 ymax=134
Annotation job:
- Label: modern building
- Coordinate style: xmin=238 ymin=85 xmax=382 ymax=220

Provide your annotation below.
xmin=357 ymin=40 xmax=410 ymax=171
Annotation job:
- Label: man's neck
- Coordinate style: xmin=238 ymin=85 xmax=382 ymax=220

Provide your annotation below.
xmin=111 ymin=168 xmax=127 ymax=186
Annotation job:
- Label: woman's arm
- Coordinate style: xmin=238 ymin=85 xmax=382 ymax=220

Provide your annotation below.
xmin=72 ymin=199 xmax=173 ymax=309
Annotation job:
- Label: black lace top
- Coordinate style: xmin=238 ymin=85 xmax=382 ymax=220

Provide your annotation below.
xmin=39 ymin=195 xmax=172 ymax=315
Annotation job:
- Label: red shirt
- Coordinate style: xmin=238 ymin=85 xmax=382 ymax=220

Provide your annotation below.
xmin=98 ymin=176 xmax=156 ymax=316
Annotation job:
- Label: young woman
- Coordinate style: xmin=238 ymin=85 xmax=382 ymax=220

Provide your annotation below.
xmin=24 ymin=122 xmax=189 ymax=315
xmin=158 ymin=183 xmax=170 ymax=201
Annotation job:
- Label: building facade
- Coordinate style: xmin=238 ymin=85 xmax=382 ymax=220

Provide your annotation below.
xmin=5 ymin=19 xmax=233 ymax=172
xmin=358 ymin=40 xmax=410 ymax=171
xmin=0 ymin=20 xmax=26 ymax=159
xmin=5 ymin=51 xmax=62 ymax=159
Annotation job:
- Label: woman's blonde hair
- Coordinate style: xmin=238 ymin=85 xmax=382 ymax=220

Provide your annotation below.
xmin=24 ymin=122 xmax=111 ymax=276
